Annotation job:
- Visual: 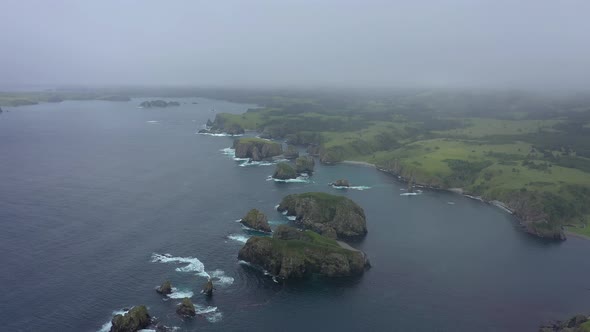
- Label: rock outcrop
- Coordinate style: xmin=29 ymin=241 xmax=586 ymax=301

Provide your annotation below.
xmin=139 ymin=100 xmax=180 ymax=108
xmin=202 ymin=279 xmax=214 ymax=297
xmin=277 ymin=192 xmax=367 ymax=240
xmin=233 ymin=138 xmax=282 ymax=161
xmin=540 ymin=313 xmax=589 ymax=331
xmin=238 ymin=225 xmax=370 ymax=279
xmin=295 ymin=155 xmax=315 ymax=174
xmin=503 ymin=191 xmax=566 ymax=241
xmin=331 ymin=179 xmax=350 ymax=187
xmin=284 ymin=145 xmax=300 ymax=159
xmin=176 ymin=298 xmax=196 ymax=317
xmin=307 ymin=144 xmax=321 ymax=157
xmin=273 ymin=162 xmax=297 ymax=180
xmin=156 ymin=280 xmax=172 ymax=295
xmin=110 ymin=306 xmax=151 ymax=332
xmin=241 ymin=209 xmax=271 ymax=232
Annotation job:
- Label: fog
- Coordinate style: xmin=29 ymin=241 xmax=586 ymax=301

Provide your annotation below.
xmin=1 ymin=0 xmax=590 ymax=90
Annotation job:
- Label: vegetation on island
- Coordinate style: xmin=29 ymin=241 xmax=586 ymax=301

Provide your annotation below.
xmin=277 ymin=192 xmax=367 ymax=239
xmin=238 ymin=225 xmax=370 ymax=279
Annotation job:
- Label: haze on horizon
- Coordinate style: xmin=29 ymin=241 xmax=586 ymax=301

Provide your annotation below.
xmin=1 ymin=0 xmax=590 ymax=91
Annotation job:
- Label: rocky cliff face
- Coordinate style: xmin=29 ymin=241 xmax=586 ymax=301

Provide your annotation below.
xmin=233 ymin=138 xmax=282 ymax=161
xmin=503 ymin=191 xmax=566 ymax=241
xmin=295 ymin=155 xmax=315 ymax=174
xmin=284 ymin=145 xmax=300 ymax=159
xmin=241 ymin=209 xmax=271 ymax=232
xmin=237 ymin=225 xmax=370 ymax=279
xmin=277 ymin=192 xmax=367 ymax=240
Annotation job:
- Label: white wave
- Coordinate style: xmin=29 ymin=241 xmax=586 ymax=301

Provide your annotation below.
xmin=227 ymin=234 xmax=250 ymax=243
xmin=238 ymin=260 xmax=252 ymax=266
xmin=274 ymin=204 xmax=280 ymax=209
xmin=220 ymin=147 xmax=235 ymax=156
xmin=97 ymin=309 xmax=129 ymax=332
xmin=286 ymin=216 xmax=297 ymax=221
xmin=151 ymin=253 xmax=209 ymax=277
xmin=198 ymin=132 xmax=243 ymax=137
xmin=447 ymin=201 xmax=456 ymax=205
xmin=146 ymin=120 xmax=159 ymax=124
xmin=331 ymin=185 xmax=371 ymax=191
xmin=209 ymin=269 xmax=235 ymax=286
xmin=194 ymin=305 xmax=223 ymax=323
xmin=281 ymin=210 xmax=288 ymax=215
xmin=400 ymin=192 xmax=420 ymax=196
xmin=239 ymin=160 xmax=275 ymax=167
xmin=138 ymin=330 xmax=157 ymax=332
xmin=267 ymin=175 xmax=311 ymax=183
xmin=167 ymin=287 xmax=194 ymax=299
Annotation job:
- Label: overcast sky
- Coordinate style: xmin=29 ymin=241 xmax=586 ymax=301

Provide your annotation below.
xmin=1 ymin=0 xmax=589 ymax=90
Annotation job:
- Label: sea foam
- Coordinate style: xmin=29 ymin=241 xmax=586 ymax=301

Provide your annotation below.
xmin=151 ymin=253 xmax=208 ymax=276
xmin=227 ymin=234 xmax=250 ymax=243
xmin=266 ymin=175 xmax=311 ymax=183
xmin=331 ymin=185 xmax=372 ymax=191
xmin=167 ymin=287 xmax=194 ymax=299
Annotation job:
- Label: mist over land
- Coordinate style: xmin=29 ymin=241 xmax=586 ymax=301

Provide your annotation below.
xmin=1 ymin=0 xmax=590 ymax=90
xmin=3 ymin=2 xmax=590 ymax=332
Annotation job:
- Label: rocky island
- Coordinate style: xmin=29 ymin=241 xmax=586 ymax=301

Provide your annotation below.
xmin=238 ymin=225 xmax=370 ymax=279
xmin=277 ymin=192 xmax=367 ymax=240
xmin=233 ymin=137 xmax=282 ymax=161
xmin=110 ymin=306 xmax=151 ymax=332
xmin=240 ymin=208 xmax=271 ymax=233
xmin=331 ymin=179 xmax=350 ymax=187
xmin=139 ymin=100 xmax=180 ymax=108
xmin=273 ymin=162 xmax=297 ymax=180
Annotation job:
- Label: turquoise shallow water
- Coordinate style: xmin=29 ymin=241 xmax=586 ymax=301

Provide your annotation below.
xmin=0 ymin=99 xmax=589 ymax=331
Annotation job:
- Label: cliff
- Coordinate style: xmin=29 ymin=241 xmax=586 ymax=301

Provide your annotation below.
xmin=233 ymin=138 xmax=282 ymax=161
xmin=238 ymin=225 xmax=370 ymax=279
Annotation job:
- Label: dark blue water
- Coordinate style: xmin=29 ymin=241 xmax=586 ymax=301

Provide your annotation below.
xmin=1 ymin=99 xmax=589 ymax=332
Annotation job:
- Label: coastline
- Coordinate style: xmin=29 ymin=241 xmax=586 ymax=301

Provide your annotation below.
xmin=338 ymin=158 xmax=581 ymax=242
xmin=565 ymin=230 xmax=590 ymax=241
xmin=341 ymin=160 xmax=376 ymax=168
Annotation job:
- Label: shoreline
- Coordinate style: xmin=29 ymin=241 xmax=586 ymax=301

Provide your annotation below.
xmin=341 ymin=160 xmax=376 ymax=168
xmin=338 ymin=159 xmax=585 ymax=242
xmin=565 ymin=230 xmax=590 ymax=241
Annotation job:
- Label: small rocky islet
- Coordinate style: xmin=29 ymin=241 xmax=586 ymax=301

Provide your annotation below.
xmin=139 ymin=100 xmax=180 ymax=108
xmin=272 ymin=155 xmax=315 ymax=180
xmin=240 ymin=208 xmax=271 ymax=233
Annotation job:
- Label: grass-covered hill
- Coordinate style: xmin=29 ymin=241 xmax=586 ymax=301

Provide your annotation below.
xmin=208 ymin=90 xmax=590 ymax=240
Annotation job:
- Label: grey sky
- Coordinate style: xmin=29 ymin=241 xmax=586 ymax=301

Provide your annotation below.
xmin=1 ymin=0 xmax=589 ymax=90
